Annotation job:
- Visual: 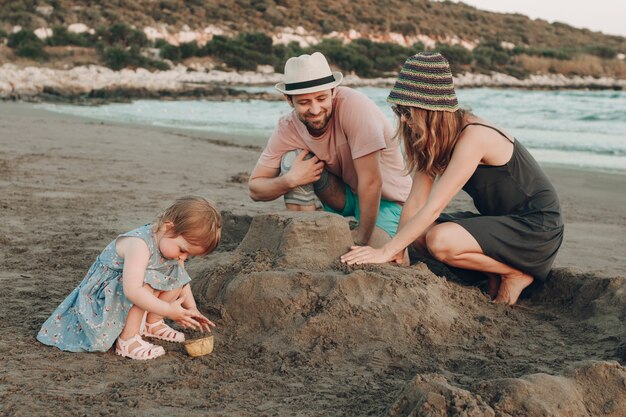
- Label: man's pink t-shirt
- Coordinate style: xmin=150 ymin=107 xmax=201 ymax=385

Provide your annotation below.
xmin=256 ymin=87 xmax=412 ymax=203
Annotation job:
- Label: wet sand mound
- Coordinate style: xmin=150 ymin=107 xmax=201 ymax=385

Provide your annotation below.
xmin=388 ymin=360 xmax=626 ymax=417
xmin=194 ymin=212 xmax=494 ymax=362
xmin=192 ymin=212 xmax=626 ymax=416
xmin=532 ymin=268 xmax=626 ymax=338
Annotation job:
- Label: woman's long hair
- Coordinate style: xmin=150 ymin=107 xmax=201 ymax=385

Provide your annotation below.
xmin=398 ymin=106 xmax=470 ymax=178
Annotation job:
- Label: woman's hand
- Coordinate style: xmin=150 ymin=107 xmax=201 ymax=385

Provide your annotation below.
xmin=340 ymin=245 xmax=391 ymax=265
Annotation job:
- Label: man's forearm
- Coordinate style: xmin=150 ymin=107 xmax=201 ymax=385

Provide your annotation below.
xmin=356 ymin=184 xmax=381 ymax=245
xmin=398 ymin=200 xmax=419 ymax=232
xmin=249 ymin=175 xmax=294 ymax=201
xmin=398 ymin=172 xmax=432 ymax=232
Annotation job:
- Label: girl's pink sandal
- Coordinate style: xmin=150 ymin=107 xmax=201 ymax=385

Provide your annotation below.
xmin=115 ymin=335 xmax=165 ymax=360
xmin=142 ymin=320 xmax=185 ymax=343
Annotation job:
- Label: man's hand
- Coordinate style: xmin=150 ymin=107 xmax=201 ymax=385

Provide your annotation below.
xmin=284 ymin=150 xmax=325 ymax=188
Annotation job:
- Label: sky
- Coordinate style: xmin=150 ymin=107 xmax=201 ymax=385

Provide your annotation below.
xmin=449 ymin=0 xmax=626 ymax=37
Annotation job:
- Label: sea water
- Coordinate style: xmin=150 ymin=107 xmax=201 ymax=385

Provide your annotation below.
xmin=39 ymin=87 xmax=626 ymax=173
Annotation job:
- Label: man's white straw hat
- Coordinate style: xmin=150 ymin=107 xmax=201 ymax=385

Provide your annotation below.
xmin=275 ymin=52 xmax=343 ymax=95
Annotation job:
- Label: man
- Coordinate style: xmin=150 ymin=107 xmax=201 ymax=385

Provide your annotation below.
xmin=248 ymin=52 xmax=412 ymax=248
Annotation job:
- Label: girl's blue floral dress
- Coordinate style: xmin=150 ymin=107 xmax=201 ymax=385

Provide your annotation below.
xmin=37 ymin=224 xmax=191 ymax=352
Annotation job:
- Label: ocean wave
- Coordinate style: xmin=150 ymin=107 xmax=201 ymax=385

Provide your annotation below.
xmin=526 ymin=144 xmax=626 ymax=156
xmin=578 ymin=112 xmax=626 ymax=122
xmin=38 ymin=87 xmax=626 ymax=173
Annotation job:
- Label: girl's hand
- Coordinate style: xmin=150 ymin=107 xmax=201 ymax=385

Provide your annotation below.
xmin=340 ymin=245 xmax=391 ymax=265
xmin=167 ymin=297 xmax=203 ymax=331
xmin=167 ymin=296 xmax=187 ymax=320
xmin=185 ymin=307 xmax=216 ymax=333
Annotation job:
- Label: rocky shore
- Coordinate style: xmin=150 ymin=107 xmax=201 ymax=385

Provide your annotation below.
xmin=1 ymin=63 xmax=625 ymax=102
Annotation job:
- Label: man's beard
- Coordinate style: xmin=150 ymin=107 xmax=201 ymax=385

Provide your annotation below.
xmin=299 ymin=111 xmax=331 ymax=134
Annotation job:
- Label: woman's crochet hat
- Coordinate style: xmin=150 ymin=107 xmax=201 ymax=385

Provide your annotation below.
xmin=387 ymin=52 xmax=459 ymax=112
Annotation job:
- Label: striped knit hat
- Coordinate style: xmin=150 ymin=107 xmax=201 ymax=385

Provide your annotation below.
xmin=387 ymin=52 xmax=459 ymax=112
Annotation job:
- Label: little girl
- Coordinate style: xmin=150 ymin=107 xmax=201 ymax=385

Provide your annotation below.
xmin=37 ymin=196 xmax=222 ymax=360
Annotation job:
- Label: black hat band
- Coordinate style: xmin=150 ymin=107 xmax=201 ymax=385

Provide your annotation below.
xmin=285 ymin=75 xmax=336 ymax=91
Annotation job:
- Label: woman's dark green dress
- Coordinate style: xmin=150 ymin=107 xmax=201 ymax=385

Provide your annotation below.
xmin=439 ymin=123 xmax=564 ymax=281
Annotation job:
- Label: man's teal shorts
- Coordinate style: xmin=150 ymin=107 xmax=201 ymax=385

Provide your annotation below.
xmin=323 ymin=185 xmax=402 ymax=238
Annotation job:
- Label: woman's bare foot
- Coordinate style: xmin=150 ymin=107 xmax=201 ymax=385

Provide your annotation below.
xmin=493 ymin=272 xmax=534 ymax=305
xmin=486 ymin=273 xmax=501 ymax=300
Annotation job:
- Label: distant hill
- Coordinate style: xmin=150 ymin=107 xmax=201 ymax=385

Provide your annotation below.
xmin=2 ymin=0 xmax=625 ymax=51
xmin=1 ymin=0 xmax=625 ymax=82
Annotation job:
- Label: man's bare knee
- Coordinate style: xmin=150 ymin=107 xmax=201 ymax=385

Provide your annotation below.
xmin=286 ymin=203 xmax=317 ymax=211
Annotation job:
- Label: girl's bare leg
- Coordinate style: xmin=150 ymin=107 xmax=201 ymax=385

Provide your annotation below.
xmin=118 ymin=283 xmax=156 ymax=340
xmin=144 ymin=286 xmax=184 ymax=332
xmin=119 ymin=284 xmax=184 ymax=341
xmin=119 ymin=305 xmax=145 ymax=341
xmin=425 ymin=222 xmax=534 ymax=305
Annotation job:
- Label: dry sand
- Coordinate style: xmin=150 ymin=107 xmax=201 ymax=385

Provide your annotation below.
xmin=0 ymin=102 xmax=624 ymax=416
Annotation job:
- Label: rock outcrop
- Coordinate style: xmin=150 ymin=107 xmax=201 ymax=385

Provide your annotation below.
xmin=1 ymin=63 xmax=624 ymax=102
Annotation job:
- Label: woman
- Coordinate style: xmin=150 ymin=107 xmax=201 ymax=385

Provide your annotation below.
xmin=341 ymin=52 xmax=564 ymax=305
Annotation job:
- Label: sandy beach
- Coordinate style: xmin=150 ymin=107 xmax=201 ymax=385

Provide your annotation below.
xmin=1 ymin=101 xmax=624 ymax=416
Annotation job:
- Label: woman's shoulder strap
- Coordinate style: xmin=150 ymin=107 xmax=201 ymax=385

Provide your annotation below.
xmin=461 ymin=122 xmax=514 ymax=143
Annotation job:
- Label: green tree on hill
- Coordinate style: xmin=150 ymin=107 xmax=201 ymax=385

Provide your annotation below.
xmin=8 ymin=30 xmax=47 ymax=60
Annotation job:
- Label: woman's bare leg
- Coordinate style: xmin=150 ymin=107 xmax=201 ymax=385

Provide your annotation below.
xmin=425 ymin=222 xmax=533 ymax=305
xmin=410 ymin=222 xmax=438 ymax=256
xmin=486 ymin=273 xmax=501 ymax=300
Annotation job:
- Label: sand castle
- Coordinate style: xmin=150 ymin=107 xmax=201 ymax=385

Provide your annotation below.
xmin=191 ymin=211 xmax=626 ymax=416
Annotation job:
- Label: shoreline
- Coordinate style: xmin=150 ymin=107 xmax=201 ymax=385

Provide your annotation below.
xmin=34 ymin=99 xmax=626 ymax=177
xmin=1 ymin=63 xmax=625 ymax=103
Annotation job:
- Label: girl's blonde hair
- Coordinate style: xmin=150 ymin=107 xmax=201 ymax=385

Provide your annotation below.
xmin=398 ymin=106 xmax=470 ymax=178
xmin=157 ymin=196 xmax=222 ymax=254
